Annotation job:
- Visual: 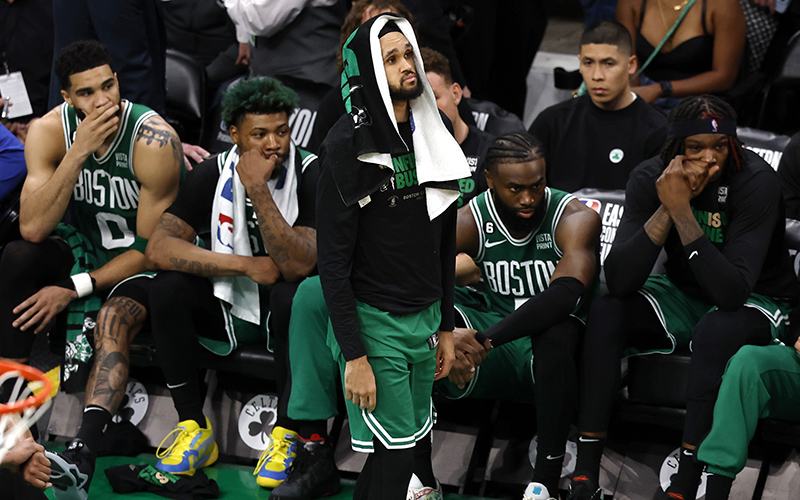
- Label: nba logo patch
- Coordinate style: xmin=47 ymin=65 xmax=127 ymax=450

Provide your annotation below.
xmin=580 ymin=198 xmax=602 ymax=214
xmin=711 ymin=119 xmax=719 ymax=132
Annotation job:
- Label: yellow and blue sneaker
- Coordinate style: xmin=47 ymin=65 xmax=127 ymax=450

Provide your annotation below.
xmin=155 ymin=418 xmax=218 ymax=475
xmin=254 ymin=426 xmax=298 ymax=488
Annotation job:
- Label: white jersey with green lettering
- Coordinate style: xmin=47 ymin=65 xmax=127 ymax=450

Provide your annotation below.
xmin=60 ymin=100 xmax=156 ymax=265
xmin=470 ymin=187 xmax=575 ymax=318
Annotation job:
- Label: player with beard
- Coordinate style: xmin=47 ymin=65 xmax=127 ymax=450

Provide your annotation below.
xmin=437 ymin=132 xmax=601 ymax=500
xmin=315 ymin=13 xmax=468 ymax=500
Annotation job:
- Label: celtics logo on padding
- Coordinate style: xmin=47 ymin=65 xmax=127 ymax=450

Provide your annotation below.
xmin=112 ymin=379 xmax=149 ymax=426
xmin=238 ymin=394 xmax=279 ymax=450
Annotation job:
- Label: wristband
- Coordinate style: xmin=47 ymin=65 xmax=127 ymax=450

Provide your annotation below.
xmin=659 ymin=80 xmax=673 ymax=98
xmin=70 ymin=273 xmax=95 ymax=298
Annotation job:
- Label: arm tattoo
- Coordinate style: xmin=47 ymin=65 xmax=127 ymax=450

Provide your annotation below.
xmin=138 ymin=120 xmax=183 ymax=166
xmin=169 ymin=257 xmax=219 ymax=276
xmin=155 ymin=213 xmax=194 ymax=239
xmin=137 ymin=123 xmax=172 ymax=147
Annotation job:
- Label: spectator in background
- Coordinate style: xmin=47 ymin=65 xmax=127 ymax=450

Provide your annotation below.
xmin=47 ymin=0 xmax=168 ymax=115
xmin=223 ymin=0 xmax=348 ymax=150
xmin=0 ymin=0 xmax=54 ymax=143
xmin=616 ymin=0 xmax=746 ymax=111
xmin=581 ymin=0 xmax=618 ymax=28
xmin=453 ymin=0 xmax=547 ymax=119
xmin=421 ymin=47 xmax=493 ymax=207
xmin=160 ymin=0 xmax=249 ymax=101
xmin=528 ymin=21 xmax=667 ymax=193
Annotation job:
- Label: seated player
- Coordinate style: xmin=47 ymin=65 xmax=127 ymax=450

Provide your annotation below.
xmin=440 ymin=132 xmax=601 ymax=500
xmin=696 ymin=342 xmax=800 ymax=500
xmin=420 ymin=47 xmax=493 ymax=207
xmin=0 ymin=40 xmax=183 ymax=500
xmin=279 ymin=133 xmax=602 ymax=500
xmin=569 ymin=95 xmax=797 ymax=500
xmin=142 ymin=76 xmax=319 ymax=489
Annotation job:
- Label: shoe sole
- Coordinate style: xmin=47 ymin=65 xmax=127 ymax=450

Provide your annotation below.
xmin=256 ymin=475 xmax=288 ymax=489
xmin=45 ymin=451 xmax=90 ymax=500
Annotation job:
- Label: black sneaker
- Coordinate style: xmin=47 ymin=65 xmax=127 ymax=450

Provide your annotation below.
xmin=270 ymin=439 xmax=341 ymax=500
xmin=567 ymin=476 xmax=606 ymax=500
xmin=46 ymin=439 xmax=96 ymax=500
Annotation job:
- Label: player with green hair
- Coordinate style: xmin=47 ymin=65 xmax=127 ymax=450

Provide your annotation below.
xmin=143 ymin=75 xmax=320 ymax=488
xmin=220 ymin=76 xmax=300 ymax=130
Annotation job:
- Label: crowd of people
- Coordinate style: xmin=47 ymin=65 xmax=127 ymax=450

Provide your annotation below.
xmin=1 ymin=1 xmax=800 ymax=500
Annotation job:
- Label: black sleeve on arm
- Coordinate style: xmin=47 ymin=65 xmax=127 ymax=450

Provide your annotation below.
xmin=439 ymin=204 xmax=457 ymax=332
xmin=475 ymin=276 xmax=585 ymax=347
xmin=683 ymin=171 xmax=782 ymax=310
xmin=316 ymin=155 xmax=367 ymax=361
xmin=604 ymin=165 xmax=665 ymax=296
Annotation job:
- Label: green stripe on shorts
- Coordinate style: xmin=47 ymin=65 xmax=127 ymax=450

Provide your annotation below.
xmin=328 ymin=301 xmax=440 ymax=452
xmin=632 ymin=274 xmax=792 ymax=356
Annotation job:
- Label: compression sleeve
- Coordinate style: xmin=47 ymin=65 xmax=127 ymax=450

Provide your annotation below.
xmin=475 ymin=276 xmax=585 ymax=348
xmin=316 ymin=152 xmax=366 ymax=361
xmin=604 ymin=162 xmax=666 ymax=296
xmin=682 ymin=170 xmax=783 ymax=310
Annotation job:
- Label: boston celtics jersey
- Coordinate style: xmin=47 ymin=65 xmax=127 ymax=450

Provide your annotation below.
xmin=470 ymin=188 xmax=575 ymax=318
xmin=61 ymin=100 xmax=156 ymax=263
